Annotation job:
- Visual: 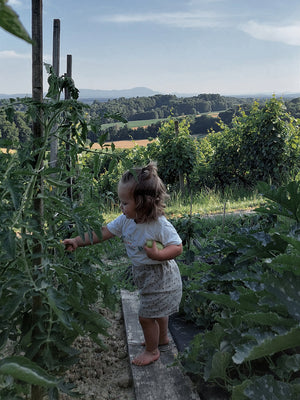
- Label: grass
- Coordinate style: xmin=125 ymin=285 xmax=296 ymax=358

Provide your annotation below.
xmin=102 ymin=186 xmax=262 ymax=223
xmin=166 ymin=187 xmax=262 ymax=217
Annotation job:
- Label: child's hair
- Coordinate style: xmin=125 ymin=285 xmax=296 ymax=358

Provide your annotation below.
xmin=119 ymin=162 xmax=169 ymax=223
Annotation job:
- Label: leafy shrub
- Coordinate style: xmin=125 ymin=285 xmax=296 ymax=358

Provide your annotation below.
xmin=200 ymin=97 xmax=300 ymax=188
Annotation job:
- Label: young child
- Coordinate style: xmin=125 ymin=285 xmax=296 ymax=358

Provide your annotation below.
xmin=63 ymin=162 xmax=183 ymax=366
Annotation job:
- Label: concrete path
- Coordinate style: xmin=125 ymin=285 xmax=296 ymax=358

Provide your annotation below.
xmin=121 ymin=289 xmax=201 ymax=400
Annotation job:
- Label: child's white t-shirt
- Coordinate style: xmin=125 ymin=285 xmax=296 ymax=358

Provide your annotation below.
xmin=107 ymin=214 xmax=182 ymax=267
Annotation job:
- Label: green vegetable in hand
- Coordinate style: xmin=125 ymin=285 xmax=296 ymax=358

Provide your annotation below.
xmin=145 ymin=240 xmax=164 ymax=250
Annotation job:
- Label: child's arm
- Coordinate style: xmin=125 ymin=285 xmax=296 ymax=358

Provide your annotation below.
xmin=63 ymin=226 xmax=115 ymax=252
xmin=144 ymin=241 xmax=182 ymax=261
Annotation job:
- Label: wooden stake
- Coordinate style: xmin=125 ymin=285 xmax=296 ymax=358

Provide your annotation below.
xmin=31 ymin=1 xmax=44 ymax=399
xmin=49 ymin=19 xmax=60 ymax=169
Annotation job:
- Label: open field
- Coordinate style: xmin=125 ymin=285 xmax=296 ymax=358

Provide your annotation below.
xmin=92 ymin=139 xmax=154 ymax=149
xmin=100 ymin=111 xmax=221 ymax=130
xmin=101 ymin=118 xmax=166 ymax=130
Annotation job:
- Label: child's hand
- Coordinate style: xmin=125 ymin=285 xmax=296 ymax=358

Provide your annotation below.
xmin=144 ymin=240 xmax=163 ymax=260
xmin=63 ymin=238 xmax=78 ymax=252
xmin=144 ymin=241 xmax=183 ymax=262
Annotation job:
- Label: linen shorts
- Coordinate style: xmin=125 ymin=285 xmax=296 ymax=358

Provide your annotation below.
xmin=132 ymin=259 xmax=182 ymax=318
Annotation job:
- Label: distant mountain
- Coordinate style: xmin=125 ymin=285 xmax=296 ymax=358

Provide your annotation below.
xmin=1 ymin=88 xmax=300 ymax=101
xmin=0 ymin=87 xmax=162 ymax=101
xmin=78 ymin=87 xmax=161 ymax=99
xmin=0 ymin=93 xmax=31 ymax=99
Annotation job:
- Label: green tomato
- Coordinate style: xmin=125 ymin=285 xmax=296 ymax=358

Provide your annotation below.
xmin=145 ymin=240 xmax=164 ymax=250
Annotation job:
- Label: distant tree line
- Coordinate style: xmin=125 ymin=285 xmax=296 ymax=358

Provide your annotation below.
xmin=1 ymin=94 xmax=300 ymax=145
xmin=103 ymin=113 xmax=222 ymax=142
xmin=89 ymin=93 xmax=246 ymax=123
xmin=0 ymin=108 xmax=31 ymax=145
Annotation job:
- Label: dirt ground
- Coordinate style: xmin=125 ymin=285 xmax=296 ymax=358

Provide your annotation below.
xmin=61 ymin=304 xmax=135 ymax=400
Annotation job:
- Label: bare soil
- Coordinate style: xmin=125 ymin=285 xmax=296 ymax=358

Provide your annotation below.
xmin=61 ymin=304 xmax=135 ymax=400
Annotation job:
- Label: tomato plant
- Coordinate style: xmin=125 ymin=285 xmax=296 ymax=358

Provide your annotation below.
xmin=0 ymin=68 xmax=121 ymax=399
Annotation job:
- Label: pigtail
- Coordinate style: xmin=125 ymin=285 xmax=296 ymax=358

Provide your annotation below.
xmin=119 ymin=162 xmax=169 ymax=223
xmin=140 ymin=162 xmax=157 ymax=180
xmin=135 ymin=162 xmax=169 ymax=222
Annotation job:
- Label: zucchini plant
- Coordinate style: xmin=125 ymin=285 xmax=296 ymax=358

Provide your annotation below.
xmin=178 ymin=181 xmax=300 ymax=400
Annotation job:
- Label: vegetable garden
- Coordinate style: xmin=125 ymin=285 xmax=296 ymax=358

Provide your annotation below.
xmin=172 ymin=182 xmax=300 ymax=399
xmin=0 ymin=1 xmax=300 ymax=399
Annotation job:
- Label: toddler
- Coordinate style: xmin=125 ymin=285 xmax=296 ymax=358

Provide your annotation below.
xmin=63 ymin=162 xmax=182 ymax=366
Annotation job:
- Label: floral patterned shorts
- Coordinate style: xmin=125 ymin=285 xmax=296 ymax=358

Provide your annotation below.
xmin=132 ymin=259 xmax=182 ymax=318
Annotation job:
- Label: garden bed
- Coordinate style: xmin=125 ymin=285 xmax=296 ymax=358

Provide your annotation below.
xmin=60 ymin=304 xmax=135 ymax=400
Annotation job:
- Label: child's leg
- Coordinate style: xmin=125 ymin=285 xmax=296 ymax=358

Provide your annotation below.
xmin=141 ymin=316 xmax=170 ymax=346
xmin=156 ymin=316 xmax=169 ymax=345
xmin=132 ymin=316 xmax=160 ymax=366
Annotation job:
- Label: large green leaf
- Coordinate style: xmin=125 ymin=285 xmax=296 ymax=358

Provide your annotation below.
xmin=200 ymin=292 xmax=238 ymax=309
xmin=0 ymin=0 xmax=32 ymax=44
xmin=281 ymin=233 xmax=300 ymax=252
xmin=272 ymin=353 xmax=300 ymax=380
xmin=256 ymin=181 xmax=300 ymax=222
xmin=265 ymin=273 xmax=300 ymax=321
xmin=0 ymin=356 xmax=59 ymax=387
xmin=204 ymin=350 xmax=232 ymax=381
xmin=244 ymin=375 xmax=293 ymax=400
xmin=232 ymin=380 xmax=251 ymax=400
xmin=241 ymin=312 xmax=295 ymax=328
xmin=269 ymin=254 xmax=300 ymax=275
xmin=233 ymin=326 xmax=300 ymax=364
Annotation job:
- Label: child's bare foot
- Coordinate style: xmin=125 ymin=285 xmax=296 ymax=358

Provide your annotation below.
xmin=132 ymin=349 xmax=160 ymax=366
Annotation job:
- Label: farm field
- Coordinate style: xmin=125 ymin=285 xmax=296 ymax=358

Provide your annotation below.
xmin=100 ymin=111 xmax=220 ymax=130
xmin=91 ymin=133 xmax=207 ymax=150
xmin=92 ymin=139 xmax=154 ymax=149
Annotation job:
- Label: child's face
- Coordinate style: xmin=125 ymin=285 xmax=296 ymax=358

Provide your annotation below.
xmin=118 ymin=183 xmax=136 ymax=220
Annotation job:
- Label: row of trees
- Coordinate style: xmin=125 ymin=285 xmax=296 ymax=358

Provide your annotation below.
xmin=90 ymin=92 xmax=300 ymax=124
xmin=85 ymin=97 xmax=300 ymax=197
xmin=89 ymin=93 xmax=248 ymax=123
xmin=0 ymin=106 xmax=221 ymax=144
xmin=0 ymin=109 xmax=32 ymax=144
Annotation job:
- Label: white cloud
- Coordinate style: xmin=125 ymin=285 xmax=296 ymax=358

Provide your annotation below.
xmin=94 ymin=11 xmax=226 ymax=29
xmin=7 ymin=0 xmax=22 ymax=6
xmin=241 ymin=20 xmax=300 ymax=46
xmin=0 ymin=50 xmax=30 ymax=59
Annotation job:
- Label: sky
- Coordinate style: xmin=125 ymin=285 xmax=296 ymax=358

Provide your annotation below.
xmin=1 ymin=0 xmax=300 ymax=96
